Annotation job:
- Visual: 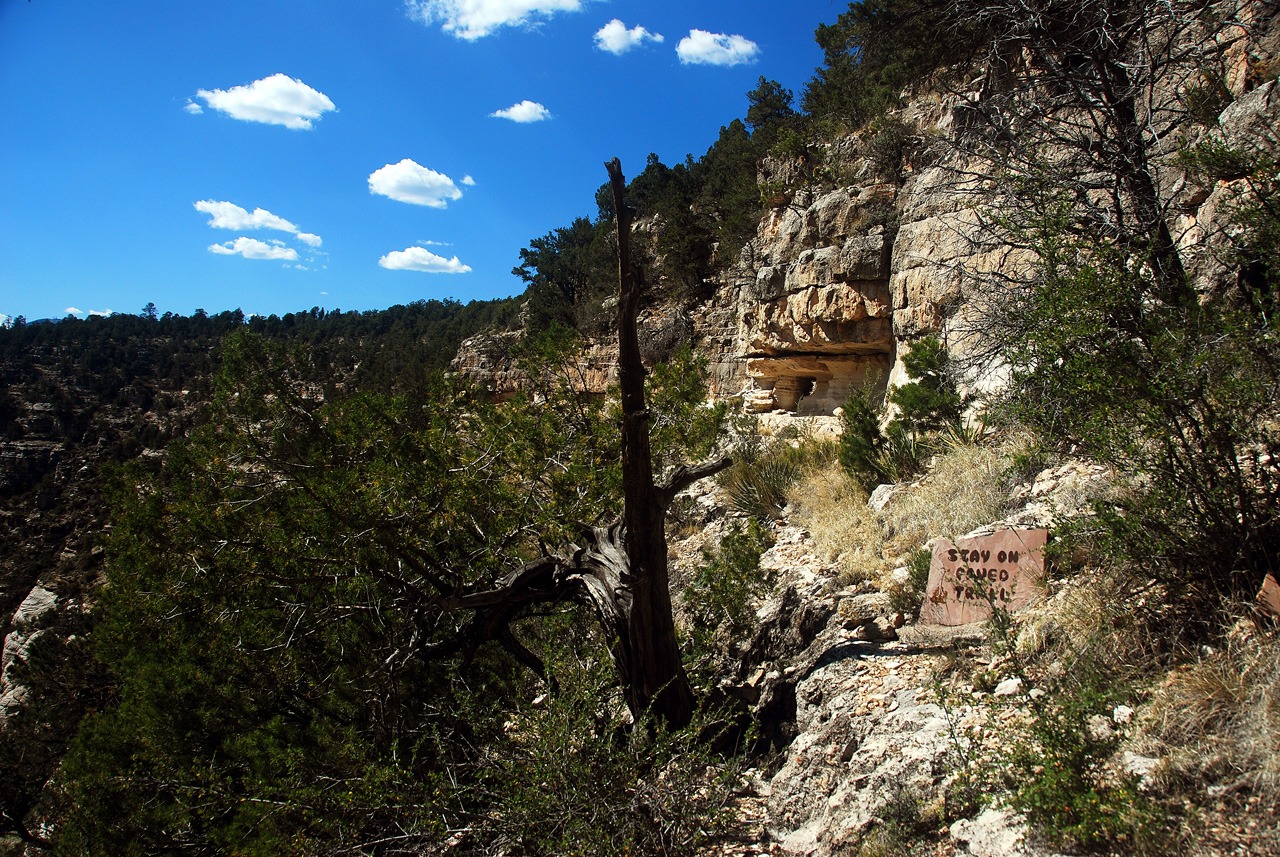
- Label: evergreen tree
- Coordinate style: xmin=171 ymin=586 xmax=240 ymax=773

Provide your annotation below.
xmin=887 ymin=336 xmax=965 ymax=434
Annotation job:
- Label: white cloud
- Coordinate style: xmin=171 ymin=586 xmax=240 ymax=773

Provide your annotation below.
xmin=196 ymin=73 xmax=336 ymax=130
xmin=195 ymin=200 xmax=297 ymax=232
xmin=490 ymin=100 xmax=551 ymax=122
xmin=368 ymin=159 xmax=465 ymax=208
xmin=183 ymin=100 xmax=203 ymax=114
xmin=65 ymin=307 xmax=83 ymax=317
xmin=194 ymin=200 xmax=323 ymax=247
xmin=676 ymin=30 xmax=760 ymax=66
xmin=594 ymin=19 xmax=663 ymax=54
xmin=407 ymin=0 xmax=586 ymax=40
xmin=379 ymin=246 xmax=472 ymax=273
xmin=462 ymin=174 xmax=476 ymax=186
xmin=208 ymin=237 xmax=300 ymax=261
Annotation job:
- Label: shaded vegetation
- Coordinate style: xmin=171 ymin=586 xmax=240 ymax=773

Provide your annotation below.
xmin=41 ymin=323 xmax=732 ymax=855
xmin=839 ymin=337 xmax=968 ymax=492
xmin=803 ymin=0 xmax=984 ymax=133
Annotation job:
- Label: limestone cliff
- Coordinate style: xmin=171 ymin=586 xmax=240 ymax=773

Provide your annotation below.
xmin=455 ymin=35 xmax=1280 ymax=422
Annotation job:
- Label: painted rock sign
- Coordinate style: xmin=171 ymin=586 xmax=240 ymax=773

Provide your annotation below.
xmin=919 ymin=528 xmax=1048 ymax=625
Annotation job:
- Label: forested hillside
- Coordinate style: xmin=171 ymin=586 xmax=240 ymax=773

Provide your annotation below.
xmin=4 ymin=1 xmax=1280 ymax=854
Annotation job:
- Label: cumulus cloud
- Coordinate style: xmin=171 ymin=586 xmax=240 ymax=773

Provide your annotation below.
xmin=195 ymin=200 xmax=297 ymax=232
xmin=378 ymin=246 xmax=472 ymax=273
xmin=208 ymin=237 xmax=300 ymax=261
xmin=490 ymin=100 xmax=551 ymax=122
xmin=368 ymin=159 xmax=465 ymax=208
xmin=407 ymin=0 xmax=585 ymax=40
xmin=594 ymin=19 xmax=663 ymax=54
xmin=183 ymin=100 xmax=203 ymax=114
xmin=676 ymin=30 xmax=760 ymax=66
xmin=65 ymin=307 xmax=82 ymax=317
xmin=194 ymin=200 xmax=322 ymax=247
xmin=195 ymin=73 xmax=336 ymax=130
xmin=462 ymin=174 xmax=476 ymax=186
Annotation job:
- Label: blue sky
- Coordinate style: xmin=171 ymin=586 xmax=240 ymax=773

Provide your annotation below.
xmin=0 ymin=0 xmax=843 ymax=322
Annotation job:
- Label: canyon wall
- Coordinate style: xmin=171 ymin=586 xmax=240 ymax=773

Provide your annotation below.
xmin=456 ymin=63 xmax=1280 ymax=423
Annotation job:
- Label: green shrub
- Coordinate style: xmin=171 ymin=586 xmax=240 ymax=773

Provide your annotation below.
xmin=839 ymin=384 xmax=889 ymax=491
xmin=474 ymin=647 xmax=740 ymax=856
xmin=840 ymin=337 xmax=966 ymax=491
xmin=802 ymin=0 xmax=985 ymax=130
xmin=721 ymin=452 xmax=799 ymax=521
xmin=888 ymin=336 xmax=966 ymax=435
xmin=1181 ymin=71 xmax=1233 ymax=127
xmin=865 ymin=116 xmax=917 ymax=183
xmin=878 ymin=423 xmax=926 ymax=484
xmin=721 ymin=435 xmax=836 ymax=521
xmin=886 ymin=547 xmax=933 ymax=617
xmin=1008 ymin=684 xmax=1166 ymax=852
xmin=682 ymin=519 xmax=776 ymax=673
xmin=990 ymin=166 xmax=1280 ymax=596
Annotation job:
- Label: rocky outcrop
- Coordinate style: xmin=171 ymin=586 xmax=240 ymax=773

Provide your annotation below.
xmin=0 ymin=584 xmax=57 ymax=717
xmin=459 ymin=41 xmax=1280 ymax=422
xmin=0 ymin=440 xmax=64 ymax=496
xmin=730 ymin=190 xmax=898 ymax=415
xmin=1174 ymin=79 xmax=1280 ymax=300
xmin=451 ymin=303 xmax=702 ymax=399
xmin=449 ymin=327 xmax=528 ymax=400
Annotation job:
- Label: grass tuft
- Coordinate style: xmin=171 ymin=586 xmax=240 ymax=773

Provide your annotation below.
xmin=1139 ymin=613 xmax=1280 ymax=818
xmin=789 ymin=432 xmax=1034 ymax=585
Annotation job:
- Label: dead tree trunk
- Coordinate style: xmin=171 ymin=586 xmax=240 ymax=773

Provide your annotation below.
xmin=442 ymin=160 xmax=729 ymax=730
xmin=605 ymin=157 xmax=696 ymax=728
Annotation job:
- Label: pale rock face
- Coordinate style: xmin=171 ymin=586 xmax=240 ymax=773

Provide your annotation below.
xmin=1177 ymin=80 xmax=1280 ymax=299
xmin=738 ymin=182 xmax=899 ymax=415
xmin=766 ymin=649 xmax=958 ymax=854
xmin=456 ymin=77 xmax=1280 ymax=420
xmin=1 ymin=584 xmax=58 ymax=719
xmin=840 ymin=231 xmax=891 ymax=281
xmin=887 ymin=168 xmax=1006 ymax=346
xmin=11 ymin=585 xmax=56 ymax=630
xmin=744 ymin=283 xmax=893 ymax=356
xmin=950 ymin=807 xmax=1038 ymax=857
xmin=745 ymin=353 xmax=890 ymax=416
xmin=450 ymin=328 xmax=527 ymax=400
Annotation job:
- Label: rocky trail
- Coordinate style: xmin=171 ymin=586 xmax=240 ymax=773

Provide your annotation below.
xmin=675 ymin=513 xmax=1014 ymax=857
xmin=670 ymin=446 xmax=1144 ymax=857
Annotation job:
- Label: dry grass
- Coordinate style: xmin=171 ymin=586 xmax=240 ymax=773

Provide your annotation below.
xmin=1113 ymin=613 xmax=1280 ymax=856
xmin=786 ymin=421 xmax=1280 ymax=852
xmin=1013 ymin=561 xmax=1169 ymax=669
xmin=788 ymin=466 xmax=889 ymax=582
xmin=1139 ymin=616 xmax=1280 ymax=811
xmin=1015 ymin=581 xmax=1280 ymax=852
xmin=788 ymin=432 xmax=1033 ymax=585
xmin=880 ymin=439 xmax=1017 ymax=555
